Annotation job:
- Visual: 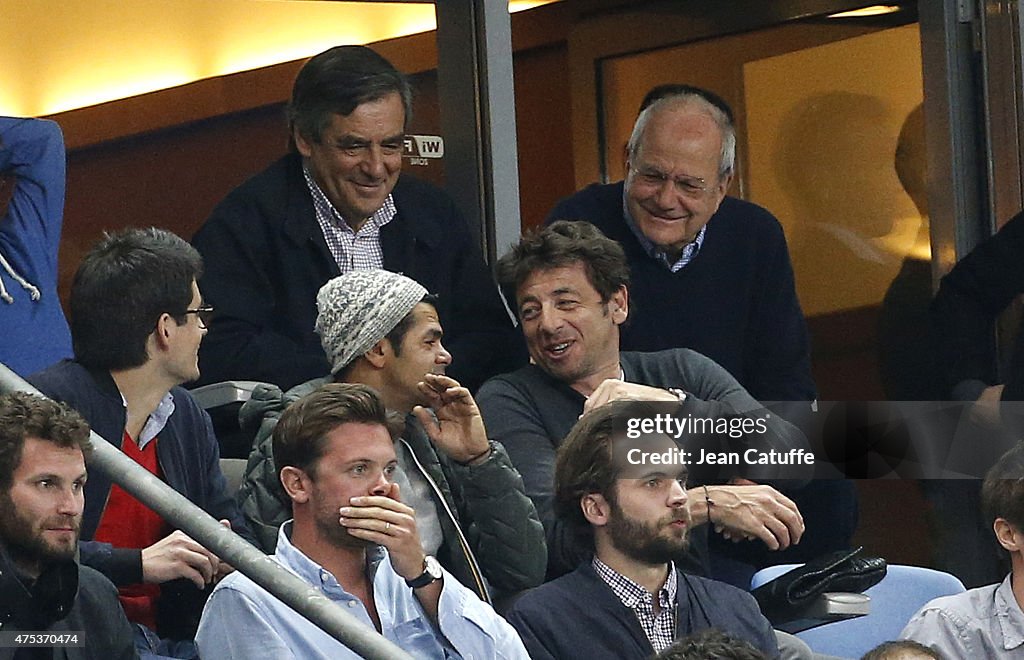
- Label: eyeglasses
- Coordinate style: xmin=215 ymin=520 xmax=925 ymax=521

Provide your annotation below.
xmin=629 ymin=164 xmax=710 ymax=200
xmin=183 ymin=305 xmax=215 ymax=329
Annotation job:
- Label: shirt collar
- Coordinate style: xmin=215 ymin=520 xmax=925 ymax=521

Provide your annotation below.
xmin=592 ymin=556 xmax=678 ymax=610
xmin=118 ymin=390 xmax=174 ymax=450
xmin=302 ymin=163 xmax=396 ymax=234
xmin=274 ymin=521 xmax=385 ymax=592
xmin=996 ymin=573 xmax=1024 ymax=650
xmin=621 ymin=185 xmax=706 ymax=272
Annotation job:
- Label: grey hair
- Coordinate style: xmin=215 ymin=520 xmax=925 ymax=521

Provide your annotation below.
xmin=626 ymin=93 xmax=736 ymax=180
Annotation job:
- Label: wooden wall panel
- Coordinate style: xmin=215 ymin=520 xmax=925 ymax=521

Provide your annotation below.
xmin=61 ymin=105 xmax=289 ymax=297
xmin=514 ymin=44 xmax=574 ymax=232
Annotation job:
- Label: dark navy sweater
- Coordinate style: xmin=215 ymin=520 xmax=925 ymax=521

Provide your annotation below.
xmin=547 ymin=182 xmax=815 ymax=402
xmin=507 ymin=561 xmax=779 ymax=659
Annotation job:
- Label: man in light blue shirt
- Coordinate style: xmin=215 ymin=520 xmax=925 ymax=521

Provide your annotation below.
xmin=901 ymin=442 xmax=1024 ymax=658
xmin=196 ymin=382 xmax=528 ymax=659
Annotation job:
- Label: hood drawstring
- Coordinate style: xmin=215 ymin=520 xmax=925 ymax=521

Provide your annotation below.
xmin=0 ymin=250 xmax=40 ymax=304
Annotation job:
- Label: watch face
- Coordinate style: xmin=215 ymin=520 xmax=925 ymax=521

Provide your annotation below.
xmin=424 ymin=555 xmax=443 ymax=580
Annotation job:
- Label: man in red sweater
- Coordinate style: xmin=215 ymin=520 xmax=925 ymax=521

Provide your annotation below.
xmin=29 ymin=227 xmax=253 ymax=659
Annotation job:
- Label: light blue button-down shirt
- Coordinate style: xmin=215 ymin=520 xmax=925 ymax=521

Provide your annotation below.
xmin=901 ymin=573 xmax=1024 ymax=658
xmin=195 ymin=521 xmax=528 ymax=660
xmin=117 ymin=389 xmax=173 ymax=450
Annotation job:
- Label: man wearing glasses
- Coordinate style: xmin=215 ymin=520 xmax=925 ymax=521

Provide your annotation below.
xmin=543 ymin=88 xmax=857 ymax=579
xmin=546 ymin=85 xmax=812 ymax=405
xmin=28 ymin=227 xmax=253 ymax=659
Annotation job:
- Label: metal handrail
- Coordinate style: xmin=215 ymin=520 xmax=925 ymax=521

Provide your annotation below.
xmin=0 ymin=364 xmax=412 ymax=660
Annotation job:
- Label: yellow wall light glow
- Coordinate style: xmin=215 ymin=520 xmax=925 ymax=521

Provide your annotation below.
xmin=2 ymin=0 xmax=561 ymax=118
xmin=4 ymin=0 xmax=210 ymax=116
xmin=829 ymin=5 xmax=903 ymax=19
xmin=510 ymin=1 xmax=559 ymax=11
xmin=203 ymin=2 xmax=437 ymax=75
xmin=41 ymin=73 xmax=199 ymax=117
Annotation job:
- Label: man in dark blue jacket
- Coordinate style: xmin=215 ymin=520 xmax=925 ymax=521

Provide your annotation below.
xmin=29 ymin=228 xmax=252 ymax=659
xmin=192 ymin=45 xmax=520 ymax=393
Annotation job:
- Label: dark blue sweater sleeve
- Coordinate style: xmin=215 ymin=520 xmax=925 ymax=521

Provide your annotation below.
xmin=931 ymin=211 xmax=1024 ymax=400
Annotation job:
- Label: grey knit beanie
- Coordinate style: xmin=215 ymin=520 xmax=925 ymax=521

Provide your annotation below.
xmin=315 ymin=269 xmax=427 ymax=375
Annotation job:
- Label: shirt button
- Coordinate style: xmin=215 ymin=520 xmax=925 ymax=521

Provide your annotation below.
xmin=347 ymin=601 xmax=357 ymax=608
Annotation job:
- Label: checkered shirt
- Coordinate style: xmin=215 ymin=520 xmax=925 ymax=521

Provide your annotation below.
xmin=303 ymin=165 xmax=396 ymax=273
xmin=592 ymin=556 xmax=678 ymax=652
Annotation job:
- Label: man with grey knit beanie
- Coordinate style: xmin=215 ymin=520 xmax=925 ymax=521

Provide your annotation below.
xmin=236 ymin=269 xmax=546 ymax=605
xmin=315 ymin=269 xmax=427 ymax=377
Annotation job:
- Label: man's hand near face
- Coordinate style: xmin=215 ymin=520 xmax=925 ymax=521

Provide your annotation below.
xmin=339 ymin=482 xmax=443 ymax=622
xmin=584 ymin=377 xmax=805 ymax=550
xmin=413 ymin=373 xmax=491 ymax=465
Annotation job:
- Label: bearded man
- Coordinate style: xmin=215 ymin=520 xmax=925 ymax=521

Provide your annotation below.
xmin=0 ymin=391 xmax=135 ymax=660
xmin=506 ymin=400 xmax=779 ymax=659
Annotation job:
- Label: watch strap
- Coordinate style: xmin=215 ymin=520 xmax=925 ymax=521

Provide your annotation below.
xmin=405 ymin=556 xmax=441 ymax=589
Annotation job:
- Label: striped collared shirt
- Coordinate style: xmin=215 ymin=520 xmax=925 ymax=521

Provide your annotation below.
xmin=622 ymin=188 xmax=706 ymax=272
xmin=303 ymin=164 xmax=396 ymax=273
xmin=593 ymin=556 xmax=678 ymax=652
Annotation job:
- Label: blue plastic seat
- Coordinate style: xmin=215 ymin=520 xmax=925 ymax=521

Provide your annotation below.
xmin=751 ymin=563 xmax=966 ymax=658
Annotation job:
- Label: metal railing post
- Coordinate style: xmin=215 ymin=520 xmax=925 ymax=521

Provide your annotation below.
xmin=0 ymin=364 xmax=412 ymax=660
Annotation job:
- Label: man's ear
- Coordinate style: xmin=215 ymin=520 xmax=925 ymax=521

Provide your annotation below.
xmin=152 ymin=313 xmax=175 ymax=350
xmin=711 ymin=171 xmax=733 ymax=210
xmin=582 ymin=493 xmax=611 ymax=527
xmin=609 ymin=285 xmax=629 ymax=325
xmin=363 ymin=339 xmax=390 ymax=369
xmin=994 ymin=518 xmax=1022 ymax=553
xmin=294 ymin=129 xmax=313 ymax=159
xmin=280 ymin=466 xmax=311 ymax=504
